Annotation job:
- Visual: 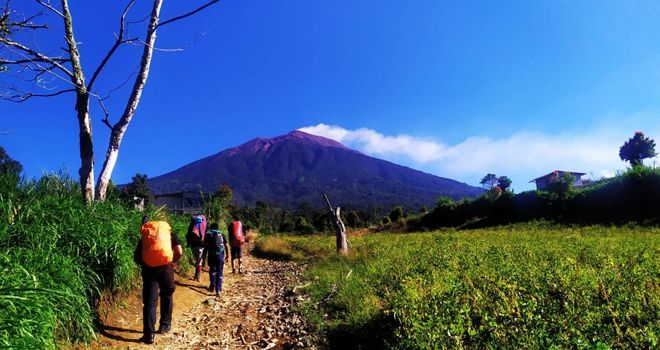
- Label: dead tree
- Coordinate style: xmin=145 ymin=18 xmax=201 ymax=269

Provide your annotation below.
xmin=323 ymin=193 xmax=348 ymax=255
xmin=0 ymin=0 xmax=220 ymax=204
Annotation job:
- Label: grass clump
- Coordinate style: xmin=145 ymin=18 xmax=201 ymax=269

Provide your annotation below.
xmin=253 ymin=236 xmax=302 ymax=261
xmin=286 ymin=224 xmax=660 ymax=349
xmin=0 ymin=172 xmax=147 ymax=348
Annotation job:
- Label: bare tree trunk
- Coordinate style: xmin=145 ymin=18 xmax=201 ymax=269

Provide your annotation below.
xmin=76 ymin=93 xmax=95 ymax=203
xmin=61 ymin=0 xmax=95 ymax=203
xmin=334 ymin=207 xmax=348 ymax=254
xmin=2 ymin=1 xmax=219 ymax=203
xmin=324 ymin=193 xmax=348 ymax=255
xmin=95 ymin=0 xmax=163 ymax=201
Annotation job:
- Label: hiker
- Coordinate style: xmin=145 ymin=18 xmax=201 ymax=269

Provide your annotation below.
xmin=203 ymin=222 xmax=229 ymax=296
xmin=185 ymin=214 xmax=207 ymax=282
xmin=228 ymin=220 xmax=246 ymax=273
xmin=134 ymin=219 xmax=183 ymax=345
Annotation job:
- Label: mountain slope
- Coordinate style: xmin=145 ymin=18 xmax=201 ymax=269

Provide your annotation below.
xmin=148 ymin=130 xmax=483 ymax=209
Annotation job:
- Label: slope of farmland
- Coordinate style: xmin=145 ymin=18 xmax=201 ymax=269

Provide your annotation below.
xmin=258 ymin=223 xmax=660 ymax=349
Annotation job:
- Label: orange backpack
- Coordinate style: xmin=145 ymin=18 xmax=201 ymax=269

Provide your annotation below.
xmin=141 ymin=221 xmax=174 ymax=267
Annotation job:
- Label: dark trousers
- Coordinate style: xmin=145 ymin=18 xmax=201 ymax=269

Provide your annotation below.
xmin=208 ymin=252 xmax=225 ymax=293
xmin=190 ymin=246 xmax=204 ymax=280
xmin=141 ymin=264 xmax=175 ymax=336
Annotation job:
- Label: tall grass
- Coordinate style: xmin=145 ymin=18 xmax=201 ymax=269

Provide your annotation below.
xmin=0 ymin=172 xmax=146 ymax=348
xmin=280 ymin=223 xmax=660 ymax=349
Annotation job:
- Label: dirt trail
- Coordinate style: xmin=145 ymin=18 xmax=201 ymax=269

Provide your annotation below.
xmin=85 ymin=253 xmax=318 ymax=349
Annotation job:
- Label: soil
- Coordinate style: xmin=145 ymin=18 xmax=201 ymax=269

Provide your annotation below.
xmin=79 ymin=252 xmax=319 ymax=349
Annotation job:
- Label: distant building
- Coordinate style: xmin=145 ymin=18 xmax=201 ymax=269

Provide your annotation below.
xmin=153 ymin=192 xmax=204 ymax=215
xmin=530 ymin=171 xmax=586 ymax=191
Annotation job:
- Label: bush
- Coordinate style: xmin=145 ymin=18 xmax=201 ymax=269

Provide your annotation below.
xmin=389 ymin=206 xmax=405 ymax=223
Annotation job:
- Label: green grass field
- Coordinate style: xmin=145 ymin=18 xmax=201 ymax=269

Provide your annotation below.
xmin=256 ymin=223 xmax=660 ymax=349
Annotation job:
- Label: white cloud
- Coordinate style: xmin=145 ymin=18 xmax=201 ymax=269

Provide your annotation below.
xmin=299 ymin=124 xmax=446 ymax=163
xmin=299 ymin=123 xmax=660 ymax=190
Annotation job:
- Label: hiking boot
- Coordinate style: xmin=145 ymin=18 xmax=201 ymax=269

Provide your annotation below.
xmin=232 ymin=268 xmax=236 ymax=274
xmin=139 ymin=334 xmax=154 ymax=344
xmin=157 ymin=325 xmax=171 ymax=334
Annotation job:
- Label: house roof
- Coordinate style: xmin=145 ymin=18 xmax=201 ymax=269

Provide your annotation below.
xmin=529 ymin=170 xmax=586 ymax=183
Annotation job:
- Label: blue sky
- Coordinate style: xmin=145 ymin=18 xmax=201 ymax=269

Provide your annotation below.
xmin=2 ymin=0 xmax=660 ymax=191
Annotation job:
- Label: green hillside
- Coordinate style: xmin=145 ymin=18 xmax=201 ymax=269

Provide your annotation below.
xmin=257 ymin=224 xmax=660 ymax=349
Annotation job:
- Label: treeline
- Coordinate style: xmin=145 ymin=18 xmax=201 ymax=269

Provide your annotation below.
xmin=231 ymin=201 xmax=380 ymax=234
xmin=411 ymin=166 xmax=660 ymax=230
xmin=118 ymin=174 xmax=389 ymax=235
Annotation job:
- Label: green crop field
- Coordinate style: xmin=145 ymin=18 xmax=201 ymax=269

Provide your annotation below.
xmin=256 ymin=223 xmax=660 ymax=349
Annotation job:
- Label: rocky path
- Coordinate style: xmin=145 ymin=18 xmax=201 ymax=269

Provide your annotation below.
xmin=86 ymin=253 xmax=318 ymax=349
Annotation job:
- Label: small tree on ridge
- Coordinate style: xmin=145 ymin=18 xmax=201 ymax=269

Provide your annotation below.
xmin=480 ymin=173 xmax=498 ymax=189
xmin=497 ymin=176 xmax=512 ymax=191
xmin=619 ymin=131 xmax=657 ymax=167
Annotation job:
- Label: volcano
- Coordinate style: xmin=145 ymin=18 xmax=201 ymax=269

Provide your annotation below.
xmin=148 ymin=130 xmax=483 ymax=210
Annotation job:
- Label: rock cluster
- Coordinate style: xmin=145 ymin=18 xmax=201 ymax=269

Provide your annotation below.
xmin=161 ymin=258 xmax=320 ymax=349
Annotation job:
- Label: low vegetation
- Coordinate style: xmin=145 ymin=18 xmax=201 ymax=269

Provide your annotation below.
xmin=413 ymin=166 xmax=660 ymax=230
xmin=273 ymin=223 xmax=659 ymax=349
xmin=0 ymin=171 xmax=192 ymax=348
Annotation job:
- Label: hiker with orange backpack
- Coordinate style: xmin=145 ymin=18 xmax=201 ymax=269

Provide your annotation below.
xmin=185 ymin=214 xmax=207 ymax=282
xmin=203 ymin=222 xmax=229 ymax=296
xmin=134 ymin=219 xmax=183 ymax=344
xmin=228 ymin=220 xmax=245 ymax=273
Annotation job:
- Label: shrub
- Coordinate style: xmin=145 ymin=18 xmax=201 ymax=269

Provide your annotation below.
xmin=389 ymin=206 xmax=405 ymax=223
xmin=252 ymin=236 xmax=300 ymax=260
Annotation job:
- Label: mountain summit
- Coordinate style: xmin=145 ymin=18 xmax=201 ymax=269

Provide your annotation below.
xmin=148 ymin=130 xmax=483 ymax=209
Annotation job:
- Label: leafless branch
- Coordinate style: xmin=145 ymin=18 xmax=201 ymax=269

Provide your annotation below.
xmin=87 ymin=0 xmax=135 ymax=91
xmin=0 ymin=57 xmax=69 ymax=65
xmin=93 ymin=93 xmax=113 ymax=130
xmin=127 ymin=12 xmax=150 ymax=25
xmin=30 ymin=63 xmax=56 ymax=81
xmin=136 ymin=38 xmax=183 ymax=52
xmin=16 ymin=12 xmax=44 ymax=25
xmin=99 ymin=64 xmax=140 ymax=100
xmin=0 ymin=37 xmax=74 ymax=77
xmin=6 ymin=12 xmax=49 ymax=30
xmin=1 ymin=45 xmax=75 ymax=88
xmin=1 ymin=0 xmax=9 ymax=19
xmin=157 ymin=0 xmax=220 ymax=28
xmin=0 ymin=85 xmax=75 ymax=102
xmin=34 ymin=0 xmax=64 ymax=19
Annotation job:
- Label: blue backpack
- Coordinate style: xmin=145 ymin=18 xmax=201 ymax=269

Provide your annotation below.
xmin=207 ymin=229 xmax=225 ymax=254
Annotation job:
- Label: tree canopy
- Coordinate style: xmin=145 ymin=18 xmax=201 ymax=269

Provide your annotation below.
xmin=480 ymin=173 xmax=498 ymax=189
xmin=619 ymin=131 xmax=657 ymax=167
xmin=123 ymin=173 xmax=151 ymax=207
xmin=0 ymin=146 xmax=22 ymax=178
xmin=497 ymin=176 xmax=512 ymax=191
